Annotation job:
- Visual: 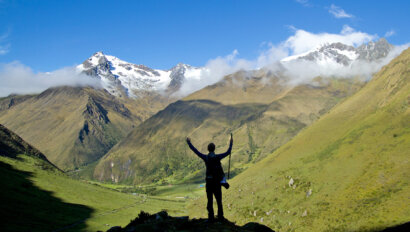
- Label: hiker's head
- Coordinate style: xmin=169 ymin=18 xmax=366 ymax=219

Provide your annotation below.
xmin=207 ymin=143 xmax=215 ymax=153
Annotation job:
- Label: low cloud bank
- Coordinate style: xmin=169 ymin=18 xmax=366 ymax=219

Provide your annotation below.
xmin=281 ymin=44 xmax=409 ymax=85
xmin=175 ymin=50 xmax=254 ymax=96
xmin=177 ymin=26 xmax=408 ymax=96
xmin=0 ymin=62 xmax=101 ymax=97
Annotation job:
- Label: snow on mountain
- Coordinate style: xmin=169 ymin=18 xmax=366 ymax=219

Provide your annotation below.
xmin=77 ymin=39 xmax=394 ymax=97
xmin=281 ymin=38 xmax=393 ymax=67
xmin=77 ymin=52 xmax=203 ymax=97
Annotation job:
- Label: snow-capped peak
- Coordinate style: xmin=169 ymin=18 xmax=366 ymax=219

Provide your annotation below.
xmin=77 ymin=52 xmax=203 ymax=97
xmin=281 ymin=38 xmax=393 ymax=67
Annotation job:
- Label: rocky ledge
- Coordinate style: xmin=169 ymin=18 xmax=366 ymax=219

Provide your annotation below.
xmin=103 ymin=211 xmax=275 ymax=232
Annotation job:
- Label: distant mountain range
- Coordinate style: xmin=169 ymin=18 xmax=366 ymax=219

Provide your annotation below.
xmin=76 ymin=38 xmax=394 ymax=98
xmin=281 ymin=38 xmax=393 ymax=66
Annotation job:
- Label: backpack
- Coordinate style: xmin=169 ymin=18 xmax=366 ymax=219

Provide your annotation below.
xmin=205 ymin=154 xmax=224 ymax=181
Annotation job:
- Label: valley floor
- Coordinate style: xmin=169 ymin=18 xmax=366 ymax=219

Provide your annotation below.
xmin=0 ymin=155 xmax=194 ymax=232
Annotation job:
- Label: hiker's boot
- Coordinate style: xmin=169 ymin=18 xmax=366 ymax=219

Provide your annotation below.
xmin=207 ymin=215 xmax=215 ymax=223
xmin=217 ymin=215 xmax=227 ymax=222
xmin=221 ymin=182 xmax=230 ymax=189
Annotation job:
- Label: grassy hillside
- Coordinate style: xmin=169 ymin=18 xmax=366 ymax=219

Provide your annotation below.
xmin=0 ymin=125 xmax=185 ymax=231
xmin=188 ymin=49 xmax=410 ymax=231
xmin=0 ymin=86 xmax=170 ymax=170
xmin=94 ymin=71 xmax=363 ymax=184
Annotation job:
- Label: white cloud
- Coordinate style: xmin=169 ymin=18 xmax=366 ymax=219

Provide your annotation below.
xmin=384 ymin=30 xmax=395 ymax=38
xmin=329 ymin=4 xmax=354 ymax=18
xmin=176 ymin=50 xmax=254 ymax=96
xmin=0 ymin=62 xmax=101 ymax=97
xmin=283 ymin=25 xmax=376 ymax=55
xmin=256 ymin=42 xmax=289 ymax=68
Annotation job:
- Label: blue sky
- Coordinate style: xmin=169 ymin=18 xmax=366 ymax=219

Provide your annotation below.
xmin=0 ymin=0 xmax=409 ymax=72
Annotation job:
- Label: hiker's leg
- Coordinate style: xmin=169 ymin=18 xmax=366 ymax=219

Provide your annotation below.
xmin=206 ymin=181 xmax=214 ymax=219
xmin=214 ymin=182 xmax=223 ymax=218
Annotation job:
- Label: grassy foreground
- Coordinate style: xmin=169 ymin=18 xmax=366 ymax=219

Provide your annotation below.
xmin=0 ymin=155 xmax=186 ymax=232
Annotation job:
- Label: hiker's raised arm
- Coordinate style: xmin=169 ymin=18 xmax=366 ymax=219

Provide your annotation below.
xmin=218 ymin=133 xmax=233 ymax=159
xmin=186 ymin=137 xmax=206 ymax=159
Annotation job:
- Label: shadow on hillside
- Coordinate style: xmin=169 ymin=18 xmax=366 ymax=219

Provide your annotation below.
xmin=376 ymin=221 xmax=410 ymax=232
xmin=0 ymin=161 xmax=93 ymax=232
xmin=104 ymin=211 xmax=275 ymax=232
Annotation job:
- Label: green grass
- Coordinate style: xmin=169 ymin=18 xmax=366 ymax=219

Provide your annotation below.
xmin=0 ymin=155 xmax=186 ymax=232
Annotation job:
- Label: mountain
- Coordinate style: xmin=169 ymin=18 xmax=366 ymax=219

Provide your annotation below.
xmin=77 ymin=52 xmax=203 ymax=97
xmin=93 ymin=68 xmax=364 ymax=184
xmin=281 ymin=38 xmax=393 ymax=66
xmin=188 ymin=48 xmax=410 ymax=231
xmin=0 ymin=86 xmax=168 ymax=170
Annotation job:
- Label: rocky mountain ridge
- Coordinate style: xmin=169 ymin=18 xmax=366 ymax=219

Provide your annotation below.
xmin=281 ymin=38 xmax=393 ymax=66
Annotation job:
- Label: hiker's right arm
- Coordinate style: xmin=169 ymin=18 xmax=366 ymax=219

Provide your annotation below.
xmin=186 ymin=138 xmax=206 ymax=160
xmin=217 ymin=133 xmax=233 ymax=160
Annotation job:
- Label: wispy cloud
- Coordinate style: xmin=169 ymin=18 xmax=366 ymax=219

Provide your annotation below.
xmin=329 ymin=4 xmax=354 ymax=18
xmin=384 ymin=30 xmax=395 ymax=38
xmin=0 ymin=31 xmax=10 ymax=55
xmin=295 ymin=0 xmax=310 ymax=7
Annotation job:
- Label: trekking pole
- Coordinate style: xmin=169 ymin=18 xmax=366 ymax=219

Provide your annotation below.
xmin=228 ymin=152 xmax=231 ymax=179
xmin=228 ymin=133 xmax=232 ymax=179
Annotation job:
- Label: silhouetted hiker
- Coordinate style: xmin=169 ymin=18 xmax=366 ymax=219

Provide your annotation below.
xmin=186 ymin=134 xmax=233 ymax=222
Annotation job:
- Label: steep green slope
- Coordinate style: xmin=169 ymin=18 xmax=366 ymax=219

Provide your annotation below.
xmin=188 ymin=49 xmax=410 ymax=231
xmin=0 ymin=86 xmax=168 ymax=170
xmin=0 ymin=125 xmax=185 ymax=232
xmin=0 ymin=123 xmax=53 ymax=164
xmin=94 ymin=72 xmax=363 ymax=184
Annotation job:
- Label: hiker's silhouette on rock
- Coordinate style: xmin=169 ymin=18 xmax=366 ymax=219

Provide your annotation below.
xmin=186 ymin=133 xmax=233 ymax=222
